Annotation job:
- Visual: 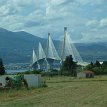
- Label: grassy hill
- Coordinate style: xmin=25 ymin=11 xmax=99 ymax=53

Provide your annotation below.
xmin=0 ymin=76 xmax=107 ymax=107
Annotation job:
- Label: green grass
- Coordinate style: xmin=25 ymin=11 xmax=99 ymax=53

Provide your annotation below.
xmin=0 ymin=76 xmax=107 ymax=107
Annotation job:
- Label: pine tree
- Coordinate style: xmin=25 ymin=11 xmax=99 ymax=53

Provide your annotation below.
xmin=0 ymin=58 xmax=5 ymax=75
xmin=62 ymin=55 xmax=77 ymax=77
xmin=94 ymin=60 xmax=101 ymax=67
xmin=90 ymin=62 xmax=94 ymax=66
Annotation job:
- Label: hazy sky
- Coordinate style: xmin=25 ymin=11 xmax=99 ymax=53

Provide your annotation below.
xmin=0 ymin=0 xmax=107 ymax=42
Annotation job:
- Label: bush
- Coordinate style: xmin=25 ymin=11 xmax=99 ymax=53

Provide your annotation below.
xmin=41 ymin=71 xmax=58 ymax=77
xmin=17 ymin=70 xmax=42 ymax=75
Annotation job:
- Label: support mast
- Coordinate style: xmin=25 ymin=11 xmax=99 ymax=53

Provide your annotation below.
xmin=61 ymin=27 xmax=67 ymax=62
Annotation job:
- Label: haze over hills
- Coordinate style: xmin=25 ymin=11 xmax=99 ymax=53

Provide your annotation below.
xmin=0 ymin=28 xmax=107 ymax=64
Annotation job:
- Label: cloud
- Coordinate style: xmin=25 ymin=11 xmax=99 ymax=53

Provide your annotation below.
xmin=86 ymin=17 xmax=107 ymax=28
xmin=0 ymin=0 xmax=7 ymax=6
xmin=0 ymin=5 xmax=18 ymax=16
xmin=100 ymin=18 xmax=107 ymax=27
xmin=75 ymin=0 xmax=105 ymax=6
xmin=86 ymin=20 xmax=99 ymax=27
xmin=79 ymin=31 xmax=107 ymax=43
xmin=0 ymin=0 xmax=107 ymax=42
xmin=24 ymin=21 xmax=43 ymax=27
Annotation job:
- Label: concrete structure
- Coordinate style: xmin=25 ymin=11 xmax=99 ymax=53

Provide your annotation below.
xmin=24 ymin=74 xmax=43 ymax=88
xmin=0 ymin=75 xmax=7 ymax=86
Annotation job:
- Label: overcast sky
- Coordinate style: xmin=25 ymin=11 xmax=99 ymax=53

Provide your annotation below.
xmin=0 ymin=0 xmax=107 ymax=42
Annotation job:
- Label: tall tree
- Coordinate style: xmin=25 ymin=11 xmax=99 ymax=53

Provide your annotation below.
xmin=62 ymin=55 xmax=77 ymax=77
xmin=0 ymin=58 xmax=5 ymax=75
xmin=90 ymin=62 xmax=94 ymax=66
xmin=102 ymin=61 xmax=107 ymax=67
xmin=94 ymin=60 xmax=101 ymax=67
xmin=84 ymin=62 xmax=94 ymax=71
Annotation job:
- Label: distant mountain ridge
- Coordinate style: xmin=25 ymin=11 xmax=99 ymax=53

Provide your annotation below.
xmin=0 ymin=27 xmax=107 ymax=64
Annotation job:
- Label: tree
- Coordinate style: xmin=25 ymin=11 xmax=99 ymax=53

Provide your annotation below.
xmin=94 ymin=60 xmax=101 ymax=67
xmin=90 ymin=62 xmax=94 ymax=66
xmin=92 ymin=67 xmax=103 ymax=75
xmin=84 ymin=60 xmax=107 ymax=75
xmin=84 ymin=62 xmax=94 ymax=71
xmin=102 ymin=61 xmax=107 ymax=67
xmin=0 ymin=58 xmax=5 ymax=75
xmin=62 ymin=55 xmax=77 ymax=77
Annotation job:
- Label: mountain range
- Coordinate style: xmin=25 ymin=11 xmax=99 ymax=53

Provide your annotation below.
xmin=0 ymin=27 xmax=107 ymax=64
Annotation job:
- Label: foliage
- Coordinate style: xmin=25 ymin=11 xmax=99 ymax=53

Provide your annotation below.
xmin=61 ymin=55 xmax=77 ymax=77
xmin=94 ymin=60 xmax=101 ymax=67
xmin=41 ymin=70 xmax=59 ymax=77
xmin=84 ymin=60 xmax=107 ymax=75
xmin=17 ymin=70 xmax=42 ymax=75
xmin=0 ymin=58 xmax=5 ymax=75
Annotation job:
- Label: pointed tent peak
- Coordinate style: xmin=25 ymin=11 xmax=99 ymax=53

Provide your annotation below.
xmin=48 ymin=35 xmax=52 ymax=41
xmin=61 ymin=28 xmax=83 ymax=63
xmin=64 ymin=27 xmax=67 ymax=31
xmin=33 ymin=49 xmax=34 ymax=53
xmin=32 ymin=49 xmax=37 ymax=64
xmin=47 ymin=35 xmax=61 ymax=60
xmin=38 ymin=42 xmax=46 ymax=60
xmin=48 ymin=33 xmax=51 ymax=36
xmin=39 ymin=42 xmax=42 ymax=47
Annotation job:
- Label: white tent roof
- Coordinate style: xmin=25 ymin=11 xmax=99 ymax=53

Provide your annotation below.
xmin=32 ymin=50 xmax=37 ymax=64
xmin=47 ymin=35 xmax=60 ymax=60
xmin=61 ymin=28 xmax=83 ymax=63
xmin=38 ymin=42 xmax=46 ymax=60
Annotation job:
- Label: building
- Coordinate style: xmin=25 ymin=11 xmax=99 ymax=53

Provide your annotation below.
xmin=77 ymin=71 xmax=94 ymax=78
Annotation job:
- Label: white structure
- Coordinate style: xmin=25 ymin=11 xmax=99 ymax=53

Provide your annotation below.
xmin=0 ymin=75 xmax=7 ymax=86
xmin=47 ymin=33 xmax=61 ymax=60
xmin=46 ymin=33 xmax=61 ymax=70
xmin=32 ymin=27 xmax=84 ymax=71
xmin=32 ymin=50 xmax=37 ymax=64
xmin=32 ymin=33 xmax=61 ymax=71
xmin=61 ymin=27 xmax=83 ymax=63
xmin=32 ymin=50 xmax=40 ymax=70
xmin=38 ymin=42 xmax=46 ymax=60
xmin=24 ymin=74 xmax=42 ymax=88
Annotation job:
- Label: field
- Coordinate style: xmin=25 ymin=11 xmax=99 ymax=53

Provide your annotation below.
xmin=0 ymin=76 xmax=107 ymax=107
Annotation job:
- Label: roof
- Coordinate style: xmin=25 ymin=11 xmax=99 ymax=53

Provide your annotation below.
xmin=84 ymin=71 xmax=94 ymax=74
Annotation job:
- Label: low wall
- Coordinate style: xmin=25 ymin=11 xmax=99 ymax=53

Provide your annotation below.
xmin=24 ymin=74 xmax=43 ymax=88
xmin=0 ymin=74 xmax=43 ymax=88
